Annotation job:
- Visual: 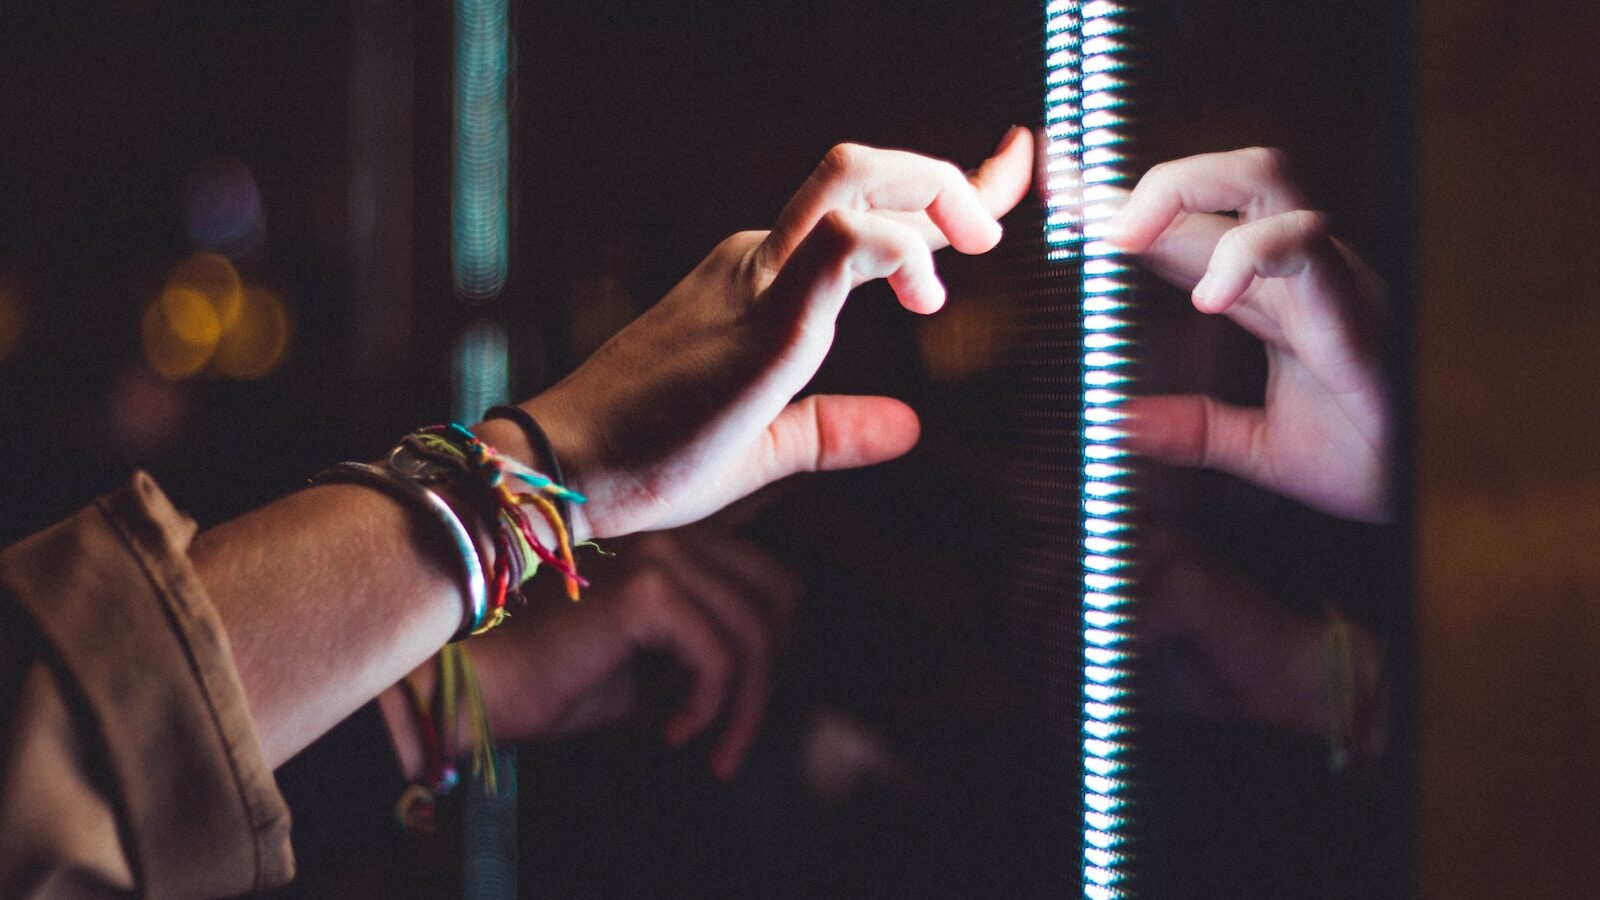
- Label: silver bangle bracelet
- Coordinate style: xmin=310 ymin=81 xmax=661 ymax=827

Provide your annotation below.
xmin=311 ymin=460 xmax=488 ymax=642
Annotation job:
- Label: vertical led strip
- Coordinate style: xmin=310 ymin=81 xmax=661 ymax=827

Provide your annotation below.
xmin=453 ymin=0 xmax=511 ymax=301
xmin=1044 ymin=2 xmax=1136 ymax=898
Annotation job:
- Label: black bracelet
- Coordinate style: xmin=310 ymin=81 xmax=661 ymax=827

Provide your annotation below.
xmin=482 ymin=404 xmax=572 ymax=533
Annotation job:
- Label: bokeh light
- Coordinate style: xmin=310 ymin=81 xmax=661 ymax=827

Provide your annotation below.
xmin=917 ymin=294 xmax=1009 ymax=382
xmin=451 ymin=319 xmax=509 ymax=422
xmin=142 ymin=288 xmax=217 ymax=380
xmin=108 ymin=364 xmax=189 ymax=454
xmin=142 ymin=253 xmax=291 ymax=381
xmin=167 ymin=251 xmax=245 ymax=330
xmin=0 ymin=280 xmax=24 ymax=364
xmin=212 ymin=286 xmax=292 ymax=380
xmin=453 ymin=0 xmax=511 ymax=301
xmin=182 ymin=155 xmax=266 ymax=258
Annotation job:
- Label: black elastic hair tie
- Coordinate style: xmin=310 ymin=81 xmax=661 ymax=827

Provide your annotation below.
xmin=482 ymin=404 xmax=571 ymax=533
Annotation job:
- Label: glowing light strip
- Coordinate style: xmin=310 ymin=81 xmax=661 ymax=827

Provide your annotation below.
xmin=452 ymin=319 xmax=511 ymax=422
xmin=453 ymin=0 xmax=511 ymax=301
xmin=1044 ymin=1 xmax=1135 ymax=897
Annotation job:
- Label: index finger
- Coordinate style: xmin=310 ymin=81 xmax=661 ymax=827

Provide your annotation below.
xmin=1108 ymin=147 xmax=1311 ymax=256
xmin=759 ymin=128 xmax=1032 ymax=271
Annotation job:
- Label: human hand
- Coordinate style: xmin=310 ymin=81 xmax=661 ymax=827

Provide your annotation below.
xmin=1109 ymin=148 xmax=1392 ymax=522
xmin=493 ymin=127 xmax=1033 ymax=540
xmin=462 ymin=522 xmax=801 ymax=782
xmin=1142 ymin=530 xmax=1385 ymax=758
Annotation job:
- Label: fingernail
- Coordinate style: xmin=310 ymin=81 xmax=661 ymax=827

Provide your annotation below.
xmin=1191 ymin=272 xmax=1217 ymax=310
xmin=995 ymin=124 xmax=1026 ymax=155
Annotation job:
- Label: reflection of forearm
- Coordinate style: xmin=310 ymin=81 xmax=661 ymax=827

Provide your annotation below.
xmin=191 ymin=484 xmax=460 ymax=769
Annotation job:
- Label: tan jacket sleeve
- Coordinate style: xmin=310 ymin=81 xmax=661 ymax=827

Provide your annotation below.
xmin=0 ymin=473 xmax=294 ymax=898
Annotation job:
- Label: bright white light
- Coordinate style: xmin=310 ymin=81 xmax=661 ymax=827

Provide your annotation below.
xmin=1045 ymin=1 xmax=1136 ymax=895
xmin=1083 ymin=744 xmax=1123 ymax=765
xmin=1084 ymin=646 xmax=1127 ymax=665
xmin=1083 ymin=721 xmax=1126 ymax=741
xmin=1084 ymin=610 xmax=1127 ymax=628
xmin=1083 ymin=682 xmax=1124 ymax=701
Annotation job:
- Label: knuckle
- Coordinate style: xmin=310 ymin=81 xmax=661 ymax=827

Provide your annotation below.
xmin=714 ymin=230 xmax=767 ymax=261
xmin=1288 ymin=208 xmax=1332 ymax=240
xmin=1142 ymin=159 xmax=1175 ymax=188
xmin=813 ymin=208 xmax=859 ymax=250
xmin=1213 ymin=223 xmax=1251 ymax=260
xmin=1241 ymin=145 xmax=1291 ymax=181
xmin=820 ymin=142 xmax=867 ymax=178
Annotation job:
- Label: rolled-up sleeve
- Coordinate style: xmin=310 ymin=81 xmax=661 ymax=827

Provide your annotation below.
xmin=0 ymin=472 xmax=293 ymax=898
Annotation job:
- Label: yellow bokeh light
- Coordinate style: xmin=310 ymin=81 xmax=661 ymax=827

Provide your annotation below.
xmin=142 ymin=295 xmax=215 ymax=380
xmin=141 ymin=252 xmax=292 ymax=381
xmin=212 ymin=287 xmax=291 ymax=380
xmin=0 ymin=282 xmax=23 ymax=363
xmin=159 ymin=286 xmax=223 ymax=346
xmin=166 ymin=252 xmax=244 ymax=331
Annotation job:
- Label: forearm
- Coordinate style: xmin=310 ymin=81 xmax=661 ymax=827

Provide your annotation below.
xmin=191 ymin=483 xmax=461 ymax=769
xmin=189 ymin=413 xmax=574 ymax=771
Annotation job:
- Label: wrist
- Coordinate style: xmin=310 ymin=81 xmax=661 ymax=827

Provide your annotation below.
xmin=471 ymin=395 xmax=596 ymax=543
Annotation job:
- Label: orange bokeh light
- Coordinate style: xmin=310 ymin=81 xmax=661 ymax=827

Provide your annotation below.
xmin=212 ymin=286 xmax=291 ymax=380
xmin=141 ymin=253 xmax=291 ymax=381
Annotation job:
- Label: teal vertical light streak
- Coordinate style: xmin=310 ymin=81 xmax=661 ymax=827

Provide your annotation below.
xmin=453 ymin=0 xmax=510 ymax=301
xmin=451 ymin=319 xmax=510 ymax=423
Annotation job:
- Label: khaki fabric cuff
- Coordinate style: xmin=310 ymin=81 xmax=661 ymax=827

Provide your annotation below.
xmin=1 ymin=472 xmax=294 ymax=896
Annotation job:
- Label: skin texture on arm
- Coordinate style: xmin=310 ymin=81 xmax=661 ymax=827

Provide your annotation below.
xmin=190 ymin=485 xmax=464 ymax=768
xmin=191 ymin=129 xmax=1035 ymax=771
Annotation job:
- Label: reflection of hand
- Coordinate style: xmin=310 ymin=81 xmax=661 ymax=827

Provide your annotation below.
xmin=460 ymin=524 xmax=799 ymax=782
xmin=490 ymin=128 xmax=1033 ymax=540
xmin=1110 ymin=148 xmax=1392 ymax=522
xmin=1142 ymin=532 xmax=1384 ymax=756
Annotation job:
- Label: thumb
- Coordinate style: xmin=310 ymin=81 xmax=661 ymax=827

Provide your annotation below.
xmin=753 ymin=394 xmax=921 ymax=487
xmin=1123 ymin=394 xmax=1265 ymax=481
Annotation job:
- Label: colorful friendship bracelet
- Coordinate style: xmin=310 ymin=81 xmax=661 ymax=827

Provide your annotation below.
xmin=396 ymin=423 xmax=588 ymax=606
xmin=483 ymin=404 xmax=573 ymax=535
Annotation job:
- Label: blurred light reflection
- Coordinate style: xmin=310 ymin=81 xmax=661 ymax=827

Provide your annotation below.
xmin=451 ymin=319 xmax=510 ymax=422
xmin=453 ymin=0 xmax=511 ymax=301
xmin=182 ymin=155 xmax=266 ymax=257
xmin=142 ymin=253 xmax=292 ymax=381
